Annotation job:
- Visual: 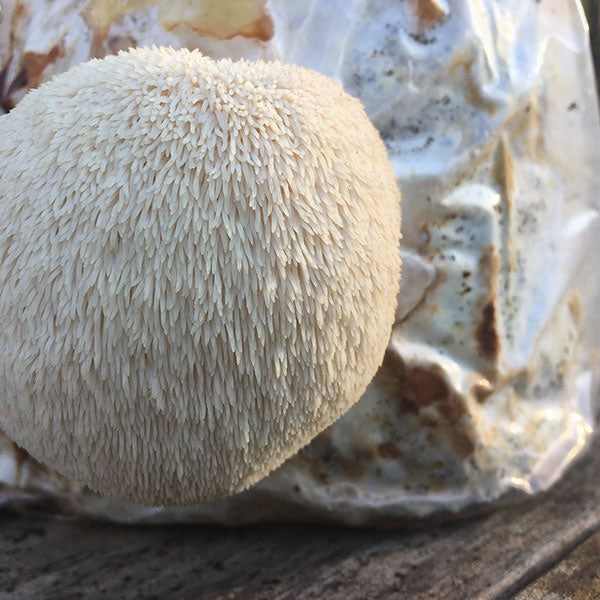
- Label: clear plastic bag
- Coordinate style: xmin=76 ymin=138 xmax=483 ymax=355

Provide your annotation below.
xmin=0 ymin=0 xmax=599 ymax=524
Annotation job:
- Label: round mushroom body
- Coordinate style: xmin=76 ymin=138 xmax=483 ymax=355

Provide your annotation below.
xmin=0 ymin=47 xmax=401 ymax=505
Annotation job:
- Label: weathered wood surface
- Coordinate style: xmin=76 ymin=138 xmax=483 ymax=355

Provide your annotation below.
xmin=515 ymin=527 xmax=600 ymax=600
xmin=0 ymin=433 xmax=599 ymax=600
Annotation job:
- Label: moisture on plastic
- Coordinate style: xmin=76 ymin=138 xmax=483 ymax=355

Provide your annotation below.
xmin=0 ymin=0 xmax=599 ymax=524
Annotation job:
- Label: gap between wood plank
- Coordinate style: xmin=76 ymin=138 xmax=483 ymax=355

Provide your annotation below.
xmin=491 ymin=517 xmax=600 ymax=600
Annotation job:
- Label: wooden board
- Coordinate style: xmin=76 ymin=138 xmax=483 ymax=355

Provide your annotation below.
xmin=515 ymin=528 xmax=600 ymax=600
xmin=1 ymin=433 xmax=600 ymax=599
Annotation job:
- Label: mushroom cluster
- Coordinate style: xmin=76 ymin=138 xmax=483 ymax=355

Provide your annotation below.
xmin=0 ymin=47 xmax=401 ymax=505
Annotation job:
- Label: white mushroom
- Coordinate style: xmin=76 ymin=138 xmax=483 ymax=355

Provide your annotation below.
xmin=0 ymin=47 xmax=401 ymax=505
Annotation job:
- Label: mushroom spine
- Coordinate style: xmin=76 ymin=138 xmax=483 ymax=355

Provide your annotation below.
xmin=0 ymin=47 xmax=401 ymax=505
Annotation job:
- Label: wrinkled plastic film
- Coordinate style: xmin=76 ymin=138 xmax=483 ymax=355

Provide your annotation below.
xmin=0 ymin=0 xmax=598 ymax=524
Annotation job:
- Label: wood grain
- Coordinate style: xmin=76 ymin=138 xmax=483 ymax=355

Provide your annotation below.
xmin=1 ymin=433 xmax=599 ymax=600
xmin=514 ymin=528 xmax=600 ymax=600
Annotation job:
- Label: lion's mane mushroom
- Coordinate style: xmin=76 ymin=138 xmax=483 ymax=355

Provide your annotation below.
xmin=0 ymin=47 xmax=401 ymax=505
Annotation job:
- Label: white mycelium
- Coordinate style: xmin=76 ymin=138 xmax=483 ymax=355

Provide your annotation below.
xmin=0 ymin=47 xmax=401 ymax=505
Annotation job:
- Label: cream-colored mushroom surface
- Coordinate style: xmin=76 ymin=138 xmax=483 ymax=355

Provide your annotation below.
xmin=0 ymin=46 xmax=401 ymax=505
